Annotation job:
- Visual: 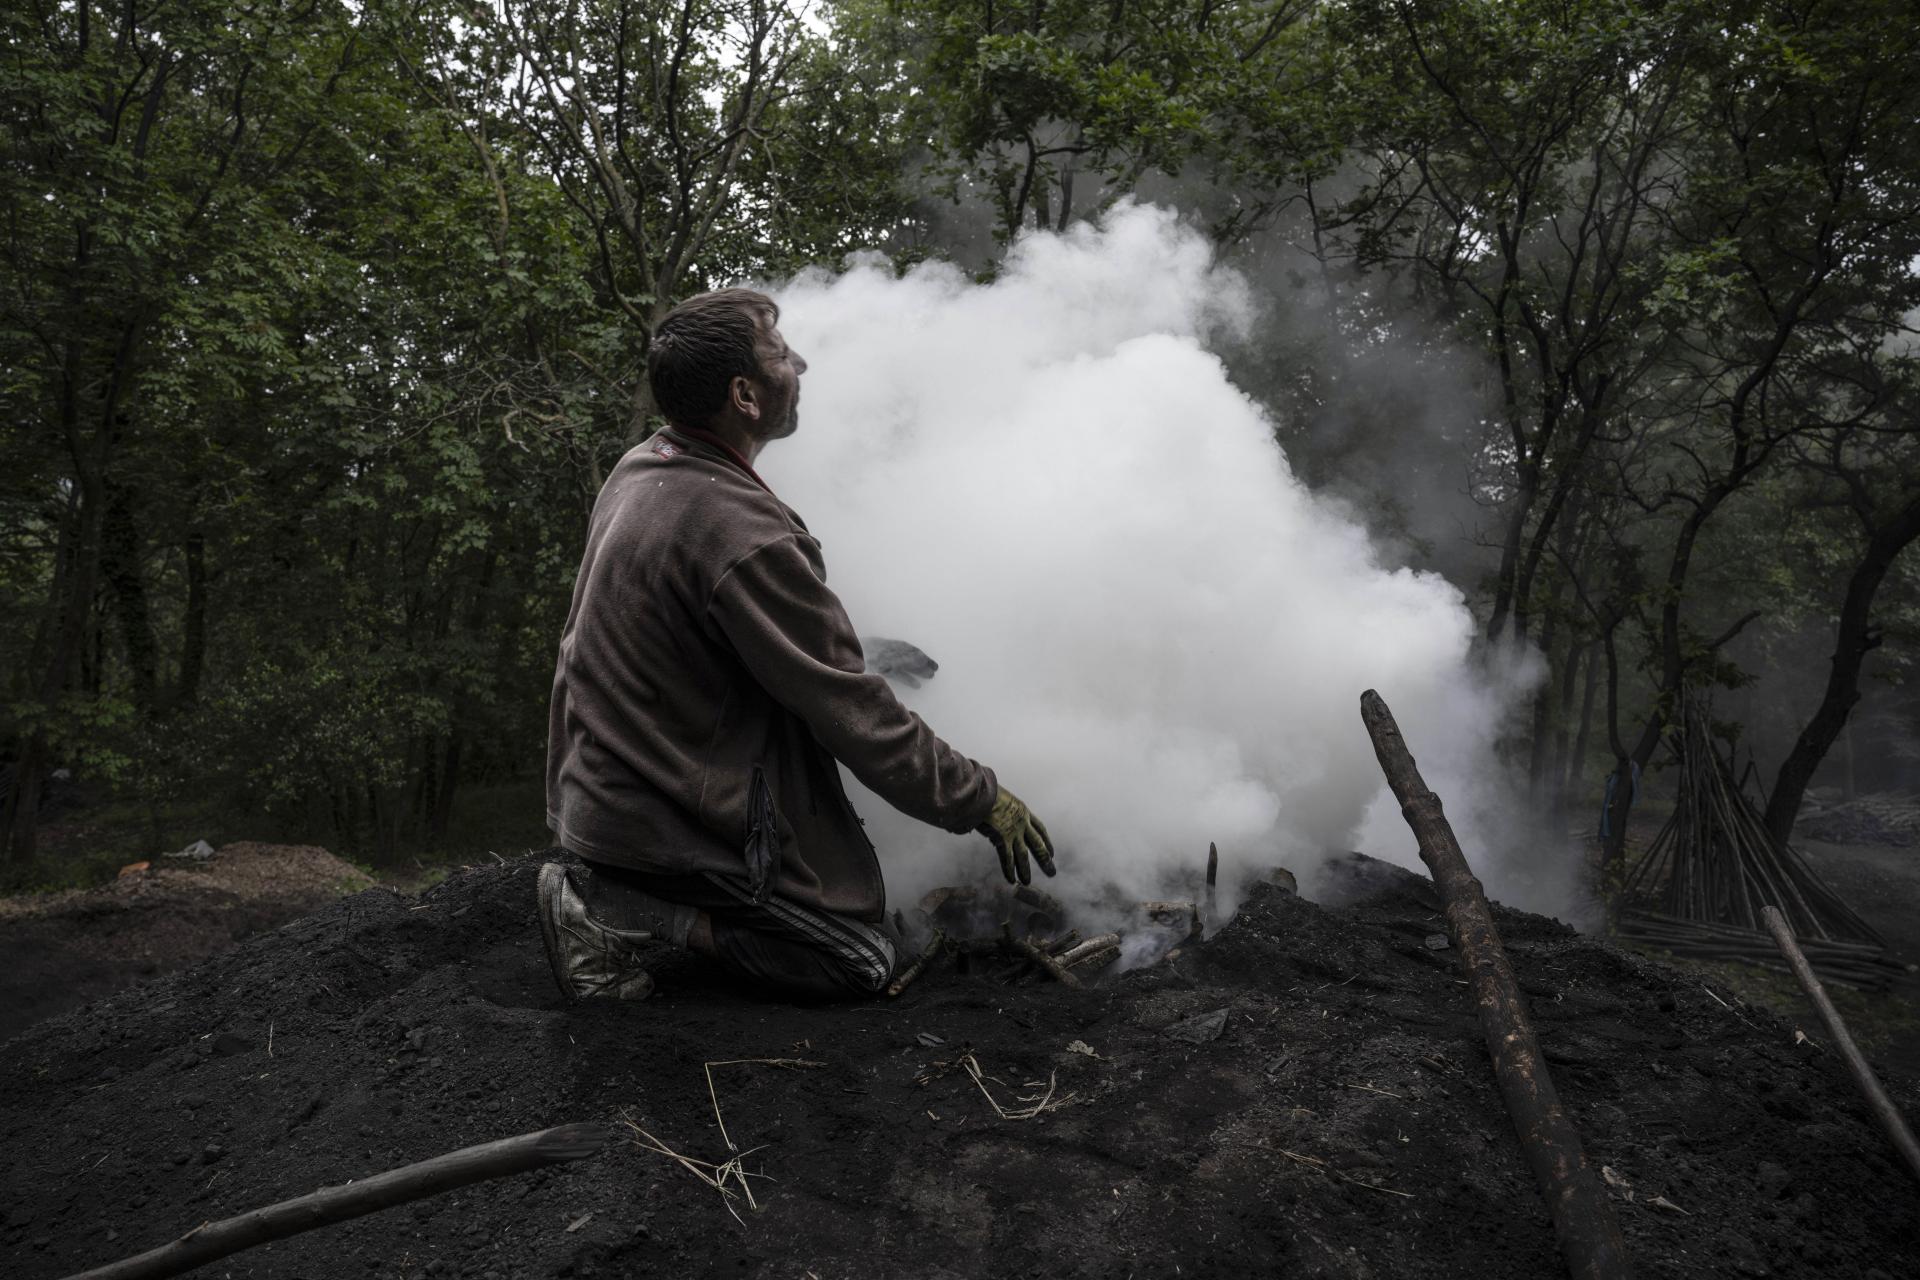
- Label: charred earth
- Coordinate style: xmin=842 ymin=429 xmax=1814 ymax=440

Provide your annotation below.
xmin=3 ymin=852 xmax=1915 ymax=1279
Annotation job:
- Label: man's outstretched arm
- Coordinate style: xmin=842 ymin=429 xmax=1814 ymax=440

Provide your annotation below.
xmin=707 ymin=534 xmax=993 ymax=831
xmin=706 ymin=534 xmax=1055 ymax=882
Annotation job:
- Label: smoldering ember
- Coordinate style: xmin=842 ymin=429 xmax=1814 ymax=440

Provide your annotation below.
xmin=5 ymin=3 xmax=1920 ymax=1280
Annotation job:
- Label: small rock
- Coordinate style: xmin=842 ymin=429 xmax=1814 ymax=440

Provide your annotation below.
xmin=1423 ymin=934 xmax=1451 ymax=951
xmin=200 ymin=1143 xmax=226 ymax=1165
xmin=1163 ymin=1008 xmax=1229 ymax=1044
xmin=1754 ymin=1161 xmax=1793 ymax=1199
xmin=210 ymin=1033 xmax=251 ymax=1058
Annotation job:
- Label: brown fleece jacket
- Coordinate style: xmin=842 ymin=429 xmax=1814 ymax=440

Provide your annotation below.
xmin=545 ymin=426 xmax=997 ymax=921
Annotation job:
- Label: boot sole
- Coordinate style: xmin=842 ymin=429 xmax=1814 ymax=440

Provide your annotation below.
xmin=536 ymin=862 xmax=579 ymax=1002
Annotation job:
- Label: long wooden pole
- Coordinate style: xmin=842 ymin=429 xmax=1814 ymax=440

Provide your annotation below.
xmin=1361 ymin=691 xmax=1632 ymax=1280
xmin=62 ymin=1123 xmax=607 ymax=1280
xmin=1760 ymin=905 xmax=1920 ymax=1185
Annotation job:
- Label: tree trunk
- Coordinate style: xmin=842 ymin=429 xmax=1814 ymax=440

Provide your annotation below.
xmin=1762 ymin=494 xmax=1920 ymax=845
xmin=5 ymin=466 xmax=109 ymax=864
xmin=1567 ymin=639 xmax=1601 ymax=798
xmin=431 ymin=734 xmax=464 ymax=847
xmin=1485 ymin=481 xmax=1533 ymax=645
xmin=175 ymin=531 xmax=208 ymax=709
xmin=101 ymin=479 xmax=159 ymax=713
xmin=1526 ymin=588 xmax=1564 ymax=792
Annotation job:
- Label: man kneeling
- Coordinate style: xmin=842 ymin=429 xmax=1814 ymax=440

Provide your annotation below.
xmin=540 ymin=288 xmax=1054 ymax=1001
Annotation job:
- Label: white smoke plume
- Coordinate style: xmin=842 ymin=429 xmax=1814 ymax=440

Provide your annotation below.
xmin=762 ymin=203 xmax=1580 ymax=928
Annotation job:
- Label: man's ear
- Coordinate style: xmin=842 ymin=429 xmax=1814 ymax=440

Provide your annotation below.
xmin=730 ymin=374 xmax=762 ymax=423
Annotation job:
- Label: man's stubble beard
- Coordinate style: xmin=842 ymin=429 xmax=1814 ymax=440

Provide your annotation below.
xmin=770 ymin=401 xmax=799 ymax=440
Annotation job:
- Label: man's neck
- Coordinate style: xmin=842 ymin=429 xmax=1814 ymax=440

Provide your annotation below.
xmin=672 ymin=418 xmax=763 ymax=464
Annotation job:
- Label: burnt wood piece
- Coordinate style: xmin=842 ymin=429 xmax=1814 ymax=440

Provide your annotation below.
xmin=1138 ymin=901 xmax=1202 ymax=938
xmin=1361 ymin=690 xmax=1632 ymax=1280
xmin=1004 ymin=923 xmax=1083 ymax=988
xmin=887 ymin=928 xmax=949 ymax=997
xmin=61 ymin=1123 xmax=607 ymax=1280
xmin=1058 ymin=934 xmax=1121 ymax=969
xmin=1761 ymin=906 xmax=1920 ymax=1185
xmin=1206 ymin=842 xmax=1219 ymax=922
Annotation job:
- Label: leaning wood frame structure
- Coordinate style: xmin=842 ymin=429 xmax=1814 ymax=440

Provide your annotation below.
xmin=1618 ymin=696 xmax=1904 ymax=991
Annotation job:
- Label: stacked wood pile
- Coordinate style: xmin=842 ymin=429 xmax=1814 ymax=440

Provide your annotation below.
xmin=1618 ymin=698 xmax=1906 ymax=992
xmin=1797 ymin=789 xmax=1920 ymax=847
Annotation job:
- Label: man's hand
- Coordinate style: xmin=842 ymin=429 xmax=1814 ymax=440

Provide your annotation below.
xmin=979 ymin=786 xmax=1056 ymax=886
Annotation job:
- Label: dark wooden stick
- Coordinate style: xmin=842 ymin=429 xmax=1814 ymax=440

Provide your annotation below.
xmin=1205 ymin=842 xmax=1219 ymax=922
xmin=1361 ymin=691 xmax=1632 ymax=1280
xmin=1761 ymin=905 xmax=1920 ymax=1184
xmin=1005 ymin=924 xmax=1083 ymax=988
xmin=886 ymin=927 xmax=948 ymax=997
xmin=1058 ymin=934 xmax=1120 ymax=969
xmin=1044 ymin=929 xmax=1081 ymax=956
xmin=62 ymin=1123 xmax=606 ymax=1280
xmin=1138 ymin=901 xmax=1202 ymax=938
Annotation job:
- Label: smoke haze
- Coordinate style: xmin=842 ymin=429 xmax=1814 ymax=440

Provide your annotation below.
xmin=762 ymin=204 xmax=1581 ymax=926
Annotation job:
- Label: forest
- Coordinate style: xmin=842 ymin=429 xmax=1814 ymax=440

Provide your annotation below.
xmin=4 ymin=0 xmax=1918 ymax=887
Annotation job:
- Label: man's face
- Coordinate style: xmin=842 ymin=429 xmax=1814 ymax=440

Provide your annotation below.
xmin=753 ymin=319 xmax=808 ymax=441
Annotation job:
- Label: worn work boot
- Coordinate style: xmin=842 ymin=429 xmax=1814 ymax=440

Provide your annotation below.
xmin=537 ymin=862 xmax=657 ymax=1001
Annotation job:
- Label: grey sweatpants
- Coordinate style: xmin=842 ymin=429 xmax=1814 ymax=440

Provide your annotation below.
xmin=579 ymin=859 xmax=897 ymax=1000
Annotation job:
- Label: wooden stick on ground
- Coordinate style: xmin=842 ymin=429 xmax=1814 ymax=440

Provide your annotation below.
xmin=887 ymin=928 xmax=948 ymax=997
xmin=1058 ymin=934 xmax=1121 ymax=970
xmin=1004 ymin=924 xmax=1083 ymax=988
xmin=61 ymin=1123 xmax=607 ymax=1280
xmin=1761 ymin=905 xmax=1920 ymax=1185
xmin=1044 ymin=929 xmax=1081 ymax=956
xmin=1361 ymin=691 xmax=1632 ymax=1280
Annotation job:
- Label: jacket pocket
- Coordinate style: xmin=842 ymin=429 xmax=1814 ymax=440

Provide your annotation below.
xmin=744 ymin=764 xmax=781 ymax=903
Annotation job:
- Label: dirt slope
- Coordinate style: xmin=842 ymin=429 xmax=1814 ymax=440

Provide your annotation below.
xmin=0 ymin=843 xmax=373 ymax=1035
xmin=3 ymin=852 xmax=1915 ymax=1279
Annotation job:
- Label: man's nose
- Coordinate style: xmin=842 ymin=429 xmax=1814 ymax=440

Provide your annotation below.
xmin=792 ymin=350 xmax=808 ymax=375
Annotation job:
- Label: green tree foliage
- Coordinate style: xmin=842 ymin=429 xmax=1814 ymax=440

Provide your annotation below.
xmin=2 ymin=0 xmax=1916 ymax=888
xmin=851 ymin=0 xmax=1338 ymax=243
xmin=1 ymin=0 xmax=896 ymax=871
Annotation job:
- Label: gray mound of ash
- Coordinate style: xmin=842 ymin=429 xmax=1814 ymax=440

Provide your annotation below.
xmin=889 ymin=882 xmax=1214 ymax=996
xmin=4 ymin=851 xmax=1916 ymax=1279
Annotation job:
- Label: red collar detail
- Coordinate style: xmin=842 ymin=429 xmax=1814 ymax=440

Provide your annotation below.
xmin=662 ymin=425 xmax=775 ymax=496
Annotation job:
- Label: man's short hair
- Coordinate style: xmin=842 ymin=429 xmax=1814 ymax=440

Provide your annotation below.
xmin=647 ymin=289 xmax=780 ymax=428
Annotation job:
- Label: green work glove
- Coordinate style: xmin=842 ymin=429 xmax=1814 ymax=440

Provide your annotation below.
xmin=979 ymin=786 xmax=1056 ymax=886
